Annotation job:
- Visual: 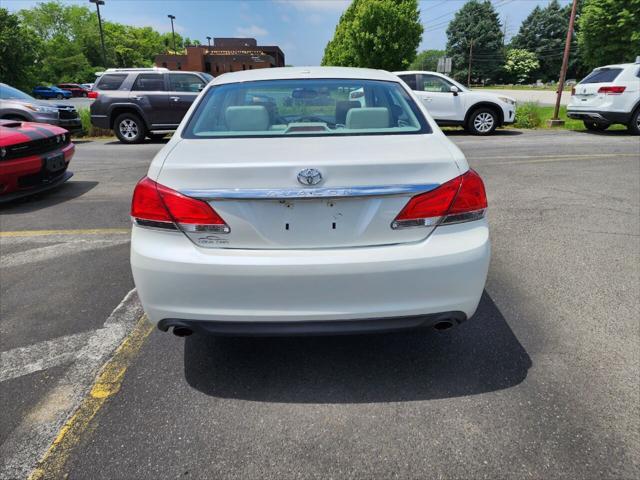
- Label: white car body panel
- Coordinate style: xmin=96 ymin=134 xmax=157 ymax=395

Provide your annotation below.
xmin=131 ymin=67 xmax=490 ymax=334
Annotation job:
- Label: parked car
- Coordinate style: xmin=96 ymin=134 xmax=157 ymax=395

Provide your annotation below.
xmin=0 ymin=119 xmax=75 ymax=202
xmin=567 ymin=59 xmax=640 ymax=135
xmin=1 ymin=83 xmax=82 ymax=133
xmin=57 ymin=83 xmax=90 ymax=97
xmin=89 ymin=67 xmax=214 ymax=143
xmin=130 ymin=66 xmax=490 ymax=337
xmin=81 ymin=83 xmax=94 ymax=91
xmin=32 ymin=86 xmax=72 ymax=100
xmin=393 ymin=71 xmax=516 ymax=135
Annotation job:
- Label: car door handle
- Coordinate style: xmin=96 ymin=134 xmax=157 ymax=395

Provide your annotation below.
xmin=423 ymin=97 xmax=433 ymax=102
xmin=169 ymin=96 xmax=180 ymax=102
xmin=132 ymin=96 xmax=144 ymax=101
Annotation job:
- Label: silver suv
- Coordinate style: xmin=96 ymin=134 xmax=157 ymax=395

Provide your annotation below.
xmin=0 ymin=83 xmax=82 ymax=133
xmin=89 ymin=68 xmax=213 ymax=143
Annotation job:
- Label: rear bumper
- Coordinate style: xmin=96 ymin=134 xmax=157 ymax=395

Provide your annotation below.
xmin=131 ymin=220 xmax=491 ymax=333
xmin=566 ymin=108 xmax=632 ymax=124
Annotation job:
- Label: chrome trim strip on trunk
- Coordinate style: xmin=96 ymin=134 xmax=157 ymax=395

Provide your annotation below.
xmin=181 ymin=184 xmax=440 ymax=200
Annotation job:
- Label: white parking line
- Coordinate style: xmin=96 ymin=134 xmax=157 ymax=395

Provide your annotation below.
xmin=1 ymin=238 xmax=130 ymax=268
xmin=0 ymin=289 xmax=145 ymax=480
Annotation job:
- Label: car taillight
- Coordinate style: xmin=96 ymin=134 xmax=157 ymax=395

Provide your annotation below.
xmin=131 ymin=176 xmax=229 ymax=233
xmin=88 ymin=91 xmax=99 ymax=99
xmin=598 ymin=86 xmax=626 ymax=95
xmin=392 ymin=169 xmax=487 ymax=229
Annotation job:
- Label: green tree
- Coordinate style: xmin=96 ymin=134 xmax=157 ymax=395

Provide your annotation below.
xmin=322 ymin=0 xmax=423 ymax=71
xmin=510 ymin=0 xmax=581 ymax=82
xmin=409 ymin=49 xmax=445 ymax=71
xmin=0 ymin=8 xmax=42 ymax=90
xmin=578 ymin=0 xmax=640 ymax=69
xmin=445 ymin=0 xmax=504 ymax=84
xmin=503 ymin=49 xmax=540 ymax=83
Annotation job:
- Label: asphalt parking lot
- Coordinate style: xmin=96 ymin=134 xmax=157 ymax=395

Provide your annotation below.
xmin=1 ymin=129 xmax=639 ymax=479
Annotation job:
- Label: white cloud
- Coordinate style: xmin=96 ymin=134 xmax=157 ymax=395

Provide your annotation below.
xmin=236 ymin=25 xmax=269 ymax=37
xmin=274 ymin=0 xmax=351 ymax=12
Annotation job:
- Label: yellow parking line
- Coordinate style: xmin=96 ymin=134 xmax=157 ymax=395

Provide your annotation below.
xmin=28 ymin=316 xmax=154 ymax=480
xmin=0 ymin=228 xmax=130 ymax=238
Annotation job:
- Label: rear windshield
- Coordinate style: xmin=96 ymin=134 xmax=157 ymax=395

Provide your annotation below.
xmin=95 ymin=74 xmax=127 ymax=90
xmin=182 ymin=79 xmax=430 ymax=138
xmin=580 ymin=68 xmax=622 ymax=84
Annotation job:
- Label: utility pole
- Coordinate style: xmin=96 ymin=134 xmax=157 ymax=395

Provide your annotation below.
xmin=89 ymin=0 xmax=107 ymax=67
xmin=467 ymin=39 xmax=474 ymax=87
xmin=168 ymin=14 xmax=177 ymax=54
xmin=548 ymin=0 xmax=579 ymax=126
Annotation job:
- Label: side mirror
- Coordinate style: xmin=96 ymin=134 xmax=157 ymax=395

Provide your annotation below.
xmin=450 ymin=86 xmax=459 ymax=96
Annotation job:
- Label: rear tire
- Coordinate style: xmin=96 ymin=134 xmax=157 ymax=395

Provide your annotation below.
xmin=114 ymin=113 xmax=146 ymax=144
xmin=583 ymin=121 xmax=610 ymax=131
xmin=628 ymin=109 xmax=640 ymax=135
xmin=466 ymin=108 xmax=498 ymax=135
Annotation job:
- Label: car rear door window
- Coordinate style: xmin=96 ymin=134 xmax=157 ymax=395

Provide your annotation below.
xmin=397 ymin=74 xmax=418 ymax=90
xmin=168 ymin=73 xmax=205 ymax=92
xmin=132 ymin=74 xmax=166 ymax=91
xmin=581 ymin=68 xmax=623 ymax=84
xmin=96 ymin=74 xmax=128 ymax=90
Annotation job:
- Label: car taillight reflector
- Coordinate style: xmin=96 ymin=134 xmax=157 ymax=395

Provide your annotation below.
xmin=598 ymin=86 xmax=626 ymax=95
xmin=392 ymin=170 xmax=487 ymax=229
xmin=131 ymin=176 xmax=229 ymax=233
xmin=88 ymin=91 xmax=99 ymax=98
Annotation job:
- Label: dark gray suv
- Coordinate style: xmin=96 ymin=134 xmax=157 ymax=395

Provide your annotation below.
xmin=90 ymin=68 xmax=213 ymax=143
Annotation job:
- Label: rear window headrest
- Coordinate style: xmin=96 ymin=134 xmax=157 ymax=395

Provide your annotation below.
xmin=345 ymin=107 xmax=390 ymax=129
xmin=225 ymin=106 xmax=270 ymax=131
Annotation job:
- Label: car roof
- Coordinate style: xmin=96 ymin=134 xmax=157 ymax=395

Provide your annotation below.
xmin=212 ymin=66 xmax=400 ymax=85
xmin=593 ymin=63 xmax=636 ymax=69
xmin=393 ymin=70 xmax=442 ymax=75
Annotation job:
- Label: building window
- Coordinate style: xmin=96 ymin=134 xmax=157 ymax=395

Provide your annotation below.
xmin=177 ymin=62 xmax=182 ymax=70
xmin=215 ymin=64 xmax=219 ymax=73
xmin=229 ymin=65 xmax=233 ymax=72
xmin=242 ymin=64 xmax=246 ymax=70
xmin=205 ymin=62 xmax=211 ymax=73
xmin=162 ymin=62 xmax=167 ymax=68
xmin=249 ymin=65 xmax=252 ymax=70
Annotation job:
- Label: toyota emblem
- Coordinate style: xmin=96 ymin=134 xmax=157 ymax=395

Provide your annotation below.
xmin=297 ymin=168 xmax=323 ymax=186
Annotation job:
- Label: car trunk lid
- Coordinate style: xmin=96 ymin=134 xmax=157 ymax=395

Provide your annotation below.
xmin=157 ymin=134 xmax=461 ymax=249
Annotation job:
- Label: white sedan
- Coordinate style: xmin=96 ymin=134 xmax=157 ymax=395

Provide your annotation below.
xmin=130 ymin=66 xmax=490 ymax=336
xmin=394 ymin=71 xmax=516 ymax=135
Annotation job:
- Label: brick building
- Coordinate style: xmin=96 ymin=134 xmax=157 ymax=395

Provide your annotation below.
xmin=155 ymin=38 xmax=285 ymax=75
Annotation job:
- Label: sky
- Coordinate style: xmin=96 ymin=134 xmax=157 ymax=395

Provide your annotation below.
xmin=3 ymin=0 xmax=574 ymax=65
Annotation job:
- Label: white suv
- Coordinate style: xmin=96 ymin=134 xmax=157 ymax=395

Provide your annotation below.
xmin=394 ymin=71 xmax=516 ymax=135
xmin=130 ymin=67 xmax=490 ymax=336
xmin=567 ymin=60 xmax=640 ymax=134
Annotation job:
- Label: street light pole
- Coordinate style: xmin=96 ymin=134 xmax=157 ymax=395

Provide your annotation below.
xmin=548 ymin=0 xmax=579 ymax=126
xmin=89 ymin=0 xmax=107 ymax=67
xmin=168 ymin=15 xmax=177 ymax=54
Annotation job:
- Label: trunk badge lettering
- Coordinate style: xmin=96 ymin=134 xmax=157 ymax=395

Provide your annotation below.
xmin=297 ymin=168 xmax=323 ymax=186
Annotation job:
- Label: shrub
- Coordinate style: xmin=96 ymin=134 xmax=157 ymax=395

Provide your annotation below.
xmin=514 ymin=102 xmax=543 ymax=129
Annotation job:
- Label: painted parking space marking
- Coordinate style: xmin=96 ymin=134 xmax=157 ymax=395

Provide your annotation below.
xmin=0 ymin=228 xmax=130 ymax=238
xmin=0 ymin=331 xmax=94 ymax=383
xmin=0 ymin=289 xmax=147 ymax=480
xmin=28 ymin=316 xmax=154 ymax=480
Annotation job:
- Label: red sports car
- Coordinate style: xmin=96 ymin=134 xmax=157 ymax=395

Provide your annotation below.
xmin=0 ymin=119 xmax=75 ymax=202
